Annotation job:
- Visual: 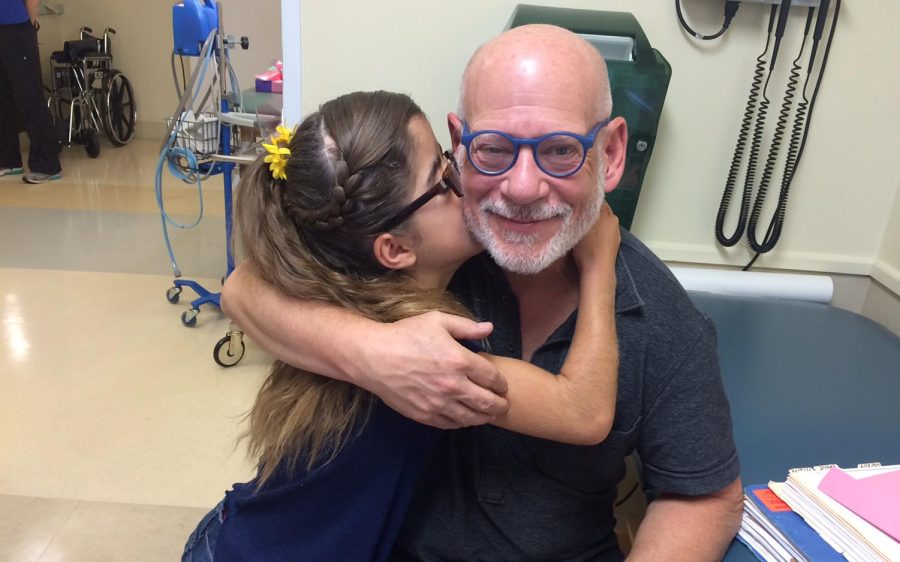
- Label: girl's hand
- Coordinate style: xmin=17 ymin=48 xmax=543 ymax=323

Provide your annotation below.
xmin=573 ymin=202 xmax=620 ymax=275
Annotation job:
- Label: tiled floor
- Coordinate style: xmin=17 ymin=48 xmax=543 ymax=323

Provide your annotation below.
xmin=1 ymin=140 xmax=265 ymax=561
xmin=1 ymin=139 xmax=647 ymax=560
xmin=0 ymin=495 xmax=207 ymax=561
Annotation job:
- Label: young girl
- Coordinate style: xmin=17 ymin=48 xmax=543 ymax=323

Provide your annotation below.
xmin=182 ymin=91 xmax=620 ymax=561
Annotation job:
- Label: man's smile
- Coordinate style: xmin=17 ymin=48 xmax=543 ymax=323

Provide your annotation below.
xmin=490 ymin=212 xmax=559 ymax=234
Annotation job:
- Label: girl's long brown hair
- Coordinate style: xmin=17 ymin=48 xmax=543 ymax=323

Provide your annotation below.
xmin=235 ymin=91 xmax=472 ymax=485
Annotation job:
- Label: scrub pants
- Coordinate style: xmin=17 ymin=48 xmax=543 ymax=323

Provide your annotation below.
xmin=0 ymin=21 xmax=61 ymax=175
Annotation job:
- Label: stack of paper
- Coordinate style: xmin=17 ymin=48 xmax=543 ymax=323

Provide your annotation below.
xmin=738 ymin=485 xmax=844 ymax=561
xmin=737 ymin=463 xmax=900 ymax=562
xmin=772 ymin=464 xmax=900 ymax=562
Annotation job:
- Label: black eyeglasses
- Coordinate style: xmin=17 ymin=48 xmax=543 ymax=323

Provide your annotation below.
xmin=382 ymin=151 xmax=462 ymax=231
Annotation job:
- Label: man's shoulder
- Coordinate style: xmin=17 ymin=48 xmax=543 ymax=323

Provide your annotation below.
xmin=615 ymin=229 xmax=717 ymax=381
xmin=617 ymin=229 xmax=704 ymax=324
xmin=618 ymin=229 xmax=679 ymax=290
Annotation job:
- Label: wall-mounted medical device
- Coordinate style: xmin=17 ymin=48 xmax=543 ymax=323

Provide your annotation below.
xmin=507 ymin=5 xmax=672 ymax=231
xmin=713 ymin=0 xmax=840 ymax=269
xmin=677 ymin=0 xmax=840 ymax=269
xmin=675 ymin=0 xmax=820 ymax=42
xmin=740 ymin=0 xmax=819 ymax=6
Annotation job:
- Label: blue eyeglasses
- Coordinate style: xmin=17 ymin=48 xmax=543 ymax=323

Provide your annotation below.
xmin=460 ymin=118 xmax=611 ymax=178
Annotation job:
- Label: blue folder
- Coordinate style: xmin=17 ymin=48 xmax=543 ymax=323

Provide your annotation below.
xmin=741 ymin=484 xmax=844 ymax=562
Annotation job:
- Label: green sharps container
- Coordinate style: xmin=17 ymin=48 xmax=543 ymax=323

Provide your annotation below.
xmin=506 ymin=5 xmax=671 ymax=230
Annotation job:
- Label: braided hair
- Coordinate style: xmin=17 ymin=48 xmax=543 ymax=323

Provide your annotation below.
xmin=235 ymin=91 xmax=472 ymax=485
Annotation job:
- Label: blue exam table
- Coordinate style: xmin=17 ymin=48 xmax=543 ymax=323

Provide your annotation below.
xmin=687 ymin=293 xmax=900 ymax=562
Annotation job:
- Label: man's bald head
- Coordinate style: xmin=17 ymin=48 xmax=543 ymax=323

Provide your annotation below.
xmin=458 ymin=24 xmax=612 ymax=123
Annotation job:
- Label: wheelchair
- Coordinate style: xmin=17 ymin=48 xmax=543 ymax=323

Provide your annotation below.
xmin=46 ymin=26 xmax=137 ymax=158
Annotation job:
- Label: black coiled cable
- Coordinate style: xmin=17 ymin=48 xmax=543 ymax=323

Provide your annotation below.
xmin=675 ymin=0 xmax=741 ymax=41
xmin=784 ymin=73 xmax=809 ymax=189
xmin=742 ymin=0 xmax=840 ymax=269
xmin=715 ymin=6 xmax=778 ymax=247
xmin=747 ymin=9 xmax=815 ymax=255
xmin=790 ymin=0 xmax=839 ymax=195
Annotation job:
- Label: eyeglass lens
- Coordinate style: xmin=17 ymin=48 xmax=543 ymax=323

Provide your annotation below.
xmin=443 ymin=153 xmax=463 ymax=196
xmin=469 ymin=134 xmax=585 ymax=175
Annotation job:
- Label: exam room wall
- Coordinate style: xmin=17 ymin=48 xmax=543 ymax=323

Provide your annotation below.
xmin=862 ymin=182 xmax=900 ymax=333
xmin=32 ymin=1 xmax=898 ymax=293
xmin=293 ymin=0 xmax=899 ymax=289
xmin=873 ymin=184 xmax=900 ymax=296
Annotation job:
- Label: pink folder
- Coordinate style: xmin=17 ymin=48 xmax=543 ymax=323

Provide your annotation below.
xmin=818 ymin=467 xmax=900 ymax=542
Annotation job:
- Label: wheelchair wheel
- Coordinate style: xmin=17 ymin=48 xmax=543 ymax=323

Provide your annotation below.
xmin=103 ymin=70 xmax=136 ymax=146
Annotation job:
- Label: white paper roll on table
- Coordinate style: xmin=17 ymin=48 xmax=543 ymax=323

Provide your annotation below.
xmin=670 ymin=267 xmax=834 ymax=304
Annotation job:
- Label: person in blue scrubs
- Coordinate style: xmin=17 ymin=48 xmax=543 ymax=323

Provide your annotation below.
xmin=182 ymin=90 xmax=621 ymax=561
xmin=0 ymin=0 xmax=62 ymax=183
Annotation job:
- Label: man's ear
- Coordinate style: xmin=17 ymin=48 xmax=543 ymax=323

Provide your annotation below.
xmin=372 ymin=232 xmax=417 ymax=271
xmin=447 ymin=113 xmax=463 ymax=152
xmin=602 ymin=116 xmax=628 ymax=193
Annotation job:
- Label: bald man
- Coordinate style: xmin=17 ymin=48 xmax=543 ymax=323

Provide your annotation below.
xmin=223 ymin=25 xmax=742 ymax=560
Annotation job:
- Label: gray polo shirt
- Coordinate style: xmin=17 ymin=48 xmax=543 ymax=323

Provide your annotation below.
xmin=394 ymin=229 xmax=740 ymax=561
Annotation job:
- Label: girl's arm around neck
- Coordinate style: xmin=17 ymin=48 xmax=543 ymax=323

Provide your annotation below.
xmin=484 ymin=204 xmax=620 ymax=445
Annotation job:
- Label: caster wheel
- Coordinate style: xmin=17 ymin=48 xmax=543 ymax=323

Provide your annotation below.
xmin=166 ymin=286 xmax=182 ymax=304
xmin=181 ymin=309 xmax=199 ymax=327
xmin=213 ymin=335 xmax=245 ymax=367
xmin=84 ymin=130 xmax=101 ymax=158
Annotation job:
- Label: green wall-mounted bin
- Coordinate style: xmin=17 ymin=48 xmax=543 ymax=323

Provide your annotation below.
xmin=506 ymin=5 xmax=672 ymax=230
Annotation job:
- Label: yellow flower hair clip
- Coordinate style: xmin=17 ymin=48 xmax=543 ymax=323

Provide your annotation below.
xmin=262 ymin=124 xmax=294 ymax=181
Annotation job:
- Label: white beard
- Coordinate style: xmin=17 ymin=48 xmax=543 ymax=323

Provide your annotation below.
xmin=464 ymin=178 xmax=605 ymax=275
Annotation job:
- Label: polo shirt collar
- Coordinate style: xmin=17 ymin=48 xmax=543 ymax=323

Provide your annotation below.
xmin=613 ymin=252 xmax=645 ymax=314
xmin=473 ymin=250 xmax=645 ymax=315
xmin=471 ymin=249 xmax=645 ymax=348
xmin=537 ymin=252 xmax=643 ymax=348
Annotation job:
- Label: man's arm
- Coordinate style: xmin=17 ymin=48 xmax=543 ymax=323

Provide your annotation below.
xmin=25 ymin=0 xmax=40 ymax=23
xmin=626 ymin=477 xmax=743 ymax=562
xmin=221 ymin=263 xmax=509 ymax=428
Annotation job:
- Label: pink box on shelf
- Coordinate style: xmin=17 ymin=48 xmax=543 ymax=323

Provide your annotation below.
xmin=255 ymin=60 xmax=283 ymax=94
xmin=255 ymin=78 xmax=283 ymax=94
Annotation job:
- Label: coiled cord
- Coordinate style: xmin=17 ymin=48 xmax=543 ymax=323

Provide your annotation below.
xmin=742 ymin=0 xmax=839 ymax=269
xmin=715 ymin=9 xmax=777 ymax=247
xmin=746 ymin=11 xmax=812 ymax=254
xmin=791 ymin=0 xmax=840 ymax=190
xmin=784 ymin=76 xmax=810 ymax=188
xmin=675 ymin=0 xmax=741 ymax=41
xmin=715 ymin=6 xmax=778 ymax=248
xmin=747 ymin=9 xmax=814 ymax=255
